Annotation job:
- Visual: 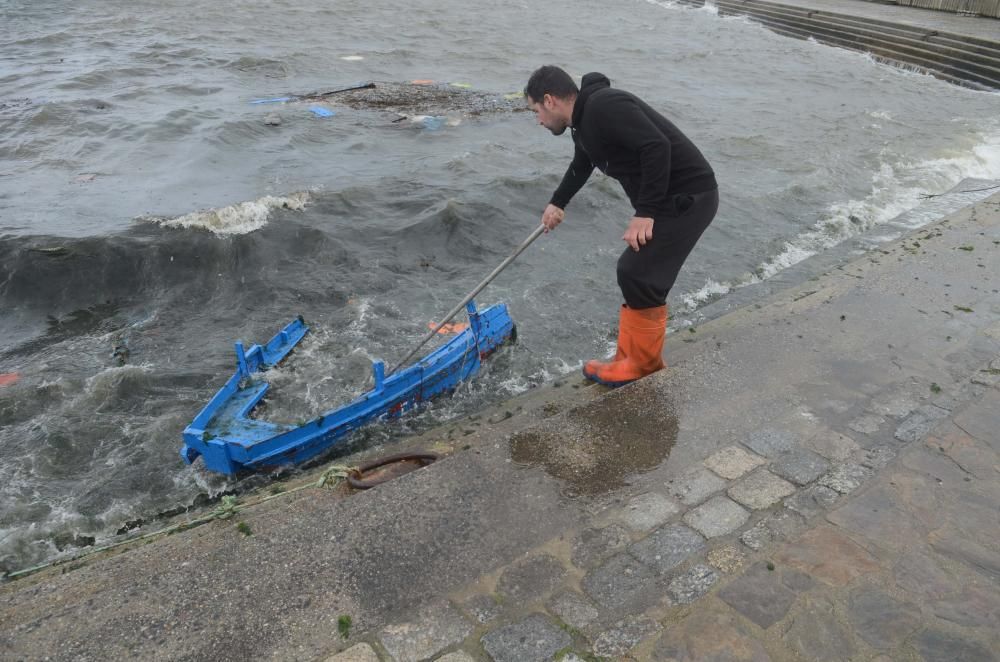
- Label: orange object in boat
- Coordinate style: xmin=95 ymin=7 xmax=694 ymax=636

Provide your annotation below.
xmin=0 ymin=372 xmax=21 ymax=387
xmin=428 ymin=321 xmax=469 ymax=335
xmin=411 ymin=79 xmax=435 ymax=85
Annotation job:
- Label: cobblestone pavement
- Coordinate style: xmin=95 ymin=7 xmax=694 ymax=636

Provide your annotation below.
xmin=320 ymin=194 xmax=1000 ymax=661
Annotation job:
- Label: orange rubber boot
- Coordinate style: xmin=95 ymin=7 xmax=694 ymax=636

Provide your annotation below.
xmin=583 ymin=305 xmax=666 ymax=387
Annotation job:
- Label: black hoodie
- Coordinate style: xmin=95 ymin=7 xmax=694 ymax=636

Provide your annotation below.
xmin=549 ymin=73 xmax=716 ymax=219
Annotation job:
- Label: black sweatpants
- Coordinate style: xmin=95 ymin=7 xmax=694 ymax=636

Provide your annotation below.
xmin=617 ymin=188 xmax=719 ymax=309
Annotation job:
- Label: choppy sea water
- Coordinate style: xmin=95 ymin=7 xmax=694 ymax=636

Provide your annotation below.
xmin=2 ymin=0 xmax=999 ymax=571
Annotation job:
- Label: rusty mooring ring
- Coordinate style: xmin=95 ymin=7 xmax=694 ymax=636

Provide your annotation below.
xmin=347 ymin=452 xmax=440 ymax=489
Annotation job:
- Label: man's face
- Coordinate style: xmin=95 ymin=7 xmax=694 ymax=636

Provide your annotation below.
xmin=528 ymin=94 xmax=568 ymax=136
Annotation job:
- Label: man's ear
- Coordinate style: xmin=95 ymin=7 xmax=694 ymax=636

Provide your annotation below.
xmin=542 ymin=93 xmax=554 ymax=109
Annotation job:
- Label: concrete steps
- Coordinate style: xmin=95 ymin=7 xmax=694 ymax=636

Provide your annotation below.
xmin=675 ymin=0 xmax=1000 ymax=88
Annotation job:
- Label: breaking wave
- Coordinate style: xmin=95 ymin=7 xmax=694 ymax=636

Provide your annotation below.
xmin=139 ymin=191 xmax=311 ymax=236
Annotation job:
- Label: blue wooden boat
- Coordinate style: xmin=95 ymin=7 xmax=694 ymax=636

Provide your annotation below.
xmin=180 ymin=300 xmax=516 ymax=476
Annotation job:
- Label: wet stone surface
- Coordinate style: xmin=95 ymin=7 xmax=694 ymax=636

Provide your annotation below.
xmin=770 ymin=448 xmax=831 ymax=485
xmin=773 ymin=526 xmax=880 ymax=587
xmin=846 ymin=588 xmax=922 ymax=650
xmin=480 ymin=614 xmax=571 ymax=662
xmin=592 ymin=615 xmax=661 ymax=657
xmin=894 ymin=404 xmax=950 ymax=443
xmin=781 ymin=596 xmax=858 ymax=661
xmin=547 ymin=591 xmax=599 ymax=631
xmin=683 ymin=495 xmax=750 ymax=538
xmin=571 ymin=524 xmax=631 ymax=570
xmin=728 ymin=469 xmax=797 ymax=510
xmin=379 ymin=602 xmax=473 ymax=662
xmin=912 ymin=628 xmax=998 ymax=662
xmin=653 ymin=607 xmax=774 ymax=661
xmin=496 ymin=554 xmax=566 ymax=602
xmin=617 ymin=492 xmax=680 ymax=532
xmin=582 ymin=553 xmax=660 ymax=611
xmin=744 ymin=429 xmax=796 ymax=458
xmin=668 ymin=465 xmax=728 ymax=506
xmin=326 ymin=642 xmax=379 ymax=662
xmin=627 ymin=523 xmax=706 ymax=574
xmin=783 ymin=484 xmax=839 ymax=519
xmin=703 ymin=446 xmax=767 ymax=480
xmin=717 ymin=562 xmax=798 ymax=629
xmin=666 ymin=564 xmax=719 ymax=604
xmin=818 ymin=463 xmax=873 ymax=494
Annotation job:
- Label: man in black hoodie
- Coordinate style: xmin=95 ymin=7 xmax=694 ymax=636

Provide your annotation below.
xmin=525 ymin=65 xmax=719 ymax=387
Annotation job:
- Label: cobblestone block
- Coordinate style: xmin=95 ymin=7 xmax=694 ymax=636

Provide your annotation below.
xmin=706 ymin=545 xmax=746 ymax=574
xmin=783 ymin=485 xmax=839 ymax=519
xmin=770 ymin=448 xmax=831 ymax=485
xmin=717 ymin=562 xmax=797 ymax=629
xmin=781 ymin=596 xmax=857 ymax=661
xmin=847 ymin=588 xmax=921 ymax=650
xmin=592 ymin=615 xmax=660 ymax=657
xmin=667 ymin=564 xmax=719 ymax=604
xmin=818 ymin=463 xmax=873 ymax=494
xmin=703 ymin=446 xmax=767 ymax=480
xmin=740 ymin=511 xmax=805 ymax=550
xmin=668 ymin=465 xmax=727 ymax=506
xmin=773 ymin=526 xmax=880 ymax=587
xmin=497 ymin=554 xmax=566 ymax=602
xmin=547 ymin=591 xmax=599 ymax=631
xmin=854 ymin=444 xmax=896 ymax=470
xmin=480 ymin=614 xmax=570 ymax=662
xmin=582 ymin=553 xmax=660 ymax=611
xmin=894 ymin=404 xmax=950 ymax=443
xmin=744 ymin=429 xmax=795 ymax=458
xmin=804 ymin=430 xmax=862 ymax=460
xmin=848 ymin=414 xmax=885 ymax=436
xmin=617 ymin=492 xmax=680 ymax=532
xmin=571 ymin=524 xmax=631 ymax=569
xmin=325 ymin=643 xmax=379 ymax=662
xmin=627 ymin=523 xmax=706 ymax=574
xmin=461 ymin=594 xmax=501 ymax=625
xmin=380 ymin=602 xmax=473 ymax=662
xmin=869 ymin=393 xmax=918 ymax=418
xmin=683 ymin=495 xmax=750 ymax=538
xmin=728 ymin=469 xmax=797 ymax=510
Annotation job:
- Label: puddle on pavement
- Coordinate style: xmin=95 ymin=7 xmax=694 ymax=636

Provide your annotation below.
xmin=509 ymin=383 xmax=678 ymax=496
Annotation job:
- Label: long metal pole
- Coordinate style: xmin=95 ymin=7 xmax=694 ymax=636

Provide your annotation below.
xmin=388 ymin=224 xmax=547 ymax=375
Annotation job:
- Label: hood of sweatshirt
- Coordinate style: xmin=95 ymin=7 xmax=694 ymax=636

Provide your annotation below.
xmin=572 ymin=72 xmax=611 ymax=128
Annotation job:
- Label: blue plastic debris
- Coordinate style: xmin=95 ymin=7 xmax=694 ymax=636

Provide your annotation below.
xmin=309 ymin=106 xmax=335 ymax=118
xmin=419 ymin=115 xmax=445 ymax=130
xmin=180 ymin=300 xmax=516 ymax=476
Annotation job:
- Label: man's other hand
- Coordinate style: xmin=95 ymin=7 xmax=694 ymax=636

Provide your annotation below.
xmin=541 ymin=204 xmax=565 ymax=232
xmin=623 ymin=216 xmax=654 ymax=251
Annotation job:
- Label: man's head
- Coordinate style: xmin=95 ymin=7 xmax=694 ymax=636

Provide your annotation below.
xmin=524 ymin=65 xmax=578 ymax=136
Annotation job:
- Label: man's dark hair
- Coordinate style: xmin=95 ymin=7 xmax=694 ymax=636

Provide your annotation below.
xmin=524 ymin=65 xmax=578 ymax=103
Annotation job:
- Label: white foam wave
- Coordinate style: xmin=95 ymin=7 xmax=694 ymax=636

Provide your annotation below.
xmin=141 ymin=191 xmax=310 ymax=236
xmin=680 ymin=126 xmax=1000 ymax=311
